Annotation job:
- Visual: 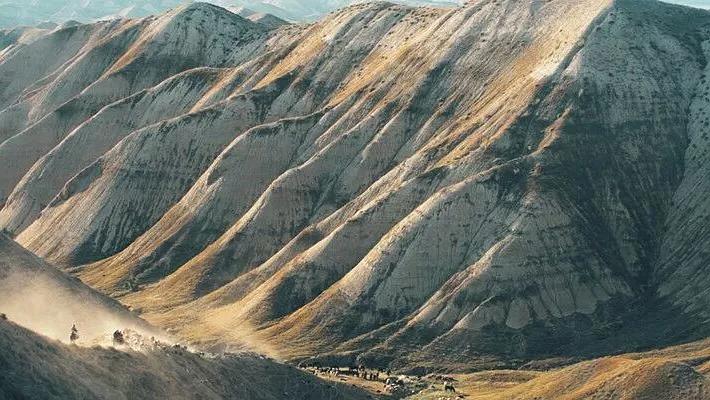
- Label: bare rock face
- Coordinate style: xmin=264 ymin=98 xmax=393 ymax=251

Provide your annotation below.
xmin=0 ymin=68 xmax=230 ymax=233
xmin=1 ymin=0 xmax=710 ymax=369
xmin=655 ymin=38 xmax=710 ymax=319
xmin=0 ymin=3 xmax=270 ymax=206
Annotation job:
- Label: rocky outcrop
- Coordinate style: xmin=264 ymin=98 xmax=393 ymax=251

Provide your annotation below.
xmin=1 ymin=0 xmax=710 ymax=369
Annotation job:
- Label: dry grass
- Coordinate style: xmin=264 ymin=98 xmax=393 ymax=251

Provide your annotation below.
xmin=408 ymin=340 xmax=710 ymax=400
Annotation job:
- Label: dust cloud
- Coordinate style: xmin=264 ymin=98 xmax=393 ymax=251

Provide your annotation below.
xmin=0 ymin=270 xmax=161 ymax=345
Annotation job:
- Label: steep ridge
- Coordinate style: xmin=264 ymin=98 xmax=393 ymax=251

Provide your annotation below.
xmin=354 ymin=0 xmax=710 ymax=367
xmin=0 ymin=16 xmax=301 ymax=234
xmin=142 ymin=0 xmax=617 ymax=344
xmin=104 ymin=0 xmax=577 ymax=309
xmin=147 ymin=0 xmax=710 ymax=364
xmin=23 ymin=2 xmax=431 ymax=268
xmin=0 ymin=67 xmax=231 ymax=233
xmin=0 ymin=0 xmax=709 ymax=370
xmin=81 ymin=0 xmax=503 ymax=304
xmin=0 ymin=3 xmax=272 ymax=205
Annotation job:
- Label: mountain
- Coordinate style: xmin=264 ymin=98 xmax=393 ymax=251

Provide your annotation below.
xmin=214 ymin=0 xmax=460 ymax=21
xmin=228 ymin=7 xmax=289 ymax=28
xmin=0 ymin=319 xmax=371 ymax=400
xmin=0 ymin=0 xmax=459 ymax=28
xmin=0 ymin=3 xmax=273 ymax=230
xmin=0 ymin=0 xmax=704 ymax=30
xmin=1 ymin=0 xmax=710 ymax=375
xmin=0 ymin=231 xmax=370 ymax=399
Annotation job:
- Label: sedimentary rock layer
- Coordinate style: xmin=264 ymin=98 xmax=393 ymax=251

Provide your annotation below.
xmin=1 ymin=0 xmax=709 ymax=366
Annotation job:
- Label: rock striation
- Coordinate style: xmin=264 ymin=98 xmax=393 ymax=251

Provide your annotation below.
xmin=1 ymin=0 xmax=709 ymax=368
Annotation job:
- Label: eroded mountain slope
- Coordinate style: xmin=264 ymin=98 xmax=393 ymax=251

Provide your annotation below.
xmin=0 ymin=3 xmax=276 ymax=205
xmin=1 ymin=0 xmax=709 ymax=369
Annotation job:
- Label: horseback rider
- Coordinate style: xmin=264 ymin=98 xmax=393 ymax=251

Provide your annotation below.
xmin=70 ymin=324 xmax=79 ymax=343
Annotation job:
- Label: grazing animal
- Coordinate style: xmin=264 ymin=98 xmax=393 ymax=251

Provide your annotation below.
xmin=444 ymin=382 xmax=456 ymax=392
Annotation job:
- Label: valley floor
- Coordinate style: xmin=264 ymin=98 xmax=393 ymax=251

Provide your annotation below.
xmin=311 ymin=338 xmax=710 ymax=399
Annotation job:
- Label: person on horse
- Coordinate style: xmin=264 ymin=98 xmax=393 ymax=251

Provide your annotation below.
xmin=70 ymin=324 xmax=79 ymax=343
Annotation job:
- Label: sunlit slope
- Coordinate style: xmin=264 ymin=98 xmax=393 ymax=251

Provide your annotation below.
xmin=409 ymin=358 xmax=710 ymax=400
xmin=410 ymin=336 xmax=710 ymax=399
xmin=0 ymin=3 xmax=273 ymax=207
xmin=0 ymin=0 xmax=709 ymax=368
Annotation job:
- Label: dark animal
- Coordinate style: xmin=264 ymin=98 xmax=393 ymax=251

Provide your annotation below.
xmin=113 ymin=330 xmax=125 ymax=345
